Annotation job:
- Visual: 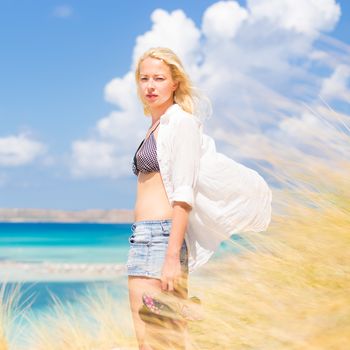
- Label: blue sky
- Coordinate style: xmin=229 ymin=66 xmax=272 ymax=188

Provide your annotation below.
xmin=1 ymin=0 xmax=349 ymax=211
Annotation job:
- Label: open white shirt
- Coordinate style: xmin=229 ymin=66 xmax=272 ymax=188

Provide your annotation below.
xmin=155 ymin=103 xmax=272 ymax=272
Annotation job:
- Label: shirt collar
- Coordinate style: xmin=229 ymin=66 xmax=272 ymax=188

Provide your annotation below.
xmin=160 ymin=103 xmax=181 ymax=124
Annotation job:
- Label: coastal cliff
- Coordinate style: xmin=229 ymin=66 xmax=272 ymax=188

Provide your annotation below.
xmin=0 ymin=208 xmax=134 ymax=223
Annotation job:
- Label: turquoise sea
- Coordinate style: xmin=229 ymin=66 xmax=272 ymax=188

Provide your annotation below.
xmin=0 ymin=222 xmax=250 ymax=347
xmin=0 ymin=222 xmax=131 ymax=264
xmin=0 ymin=223 xmax=131 ymax=323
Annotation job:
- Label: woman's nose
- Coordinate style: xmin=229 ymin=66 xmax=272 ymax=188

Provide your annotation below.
xmin=146 ymin=78 xmax=155 ymax=88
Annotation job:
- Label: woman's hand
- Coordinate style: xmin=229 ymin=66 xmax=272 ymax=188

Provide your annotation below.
xmin=160 ymin=253 xmax=182 ymax=292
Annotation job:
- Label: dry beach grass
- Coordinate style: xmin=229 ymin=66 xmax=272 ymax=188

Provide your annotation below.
xmin=0 ymin=104 xmax=349 ymax=349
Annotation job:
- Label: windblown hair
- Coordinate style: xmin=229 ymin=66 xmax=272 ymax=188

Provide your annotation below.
xmin=135 ymin=47 xmax=197 ymax=116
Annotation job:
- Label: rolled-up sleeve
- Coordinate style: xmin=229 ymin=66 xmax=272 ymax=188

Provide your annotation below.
xmin=170 ymin=116 xmax=201 ymax=209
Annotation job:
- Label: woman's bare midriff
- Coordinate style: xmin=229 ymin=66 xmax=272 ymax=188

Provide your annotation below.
xmin=134 ymin=172 xmax=173 ymax=221
xmin=133 ymin=127 xmax=173 ymax=222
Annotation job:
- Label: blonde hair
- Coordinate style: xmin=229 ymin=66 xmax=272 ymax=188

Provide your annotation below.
xmin=135 ymin=47 xmax=197 ymax=116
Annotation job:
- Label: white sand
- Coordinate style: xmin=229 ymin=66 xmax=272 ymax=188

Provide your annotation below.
xmin=0 ymin=260 xmax=126 ymax=282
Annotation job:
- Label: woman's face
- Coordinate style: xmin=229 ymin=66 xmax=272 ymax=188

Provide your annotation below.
xmin=138 ymin=57 xmax=178 ymax=110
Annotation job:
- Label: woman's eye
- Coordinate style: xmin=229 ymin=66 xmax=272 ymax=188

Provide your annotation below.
xmin=156 ymin=77 xmax=164 ymax=81
xmin=140 ymin=77 xmax=148 ymax=81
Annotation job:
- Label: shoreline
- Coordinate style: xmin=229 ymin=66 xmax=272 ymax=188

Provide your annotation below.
xmin=0 ymin=260 xmax=127 ymax=282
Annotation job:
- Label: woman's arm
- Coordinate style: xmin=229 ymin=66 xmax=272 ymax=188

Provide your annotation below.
xmin=160 ymin=115 xmax=201 ymax=292
xmin=167 ymin=201 xmax=191 ymax=257
xmin=161 ymin=201 xmax=191 ymax=292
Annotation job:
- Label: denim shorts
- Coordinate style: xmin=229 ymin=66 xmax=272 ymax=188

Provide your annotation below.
xmin=126 ymin=219 xmax=189 ymax=279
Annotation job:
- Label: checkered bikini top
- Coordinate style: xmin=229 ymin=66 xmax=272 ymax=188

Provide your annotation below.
xmin=132 ymin=121 xmax=160 ymax=176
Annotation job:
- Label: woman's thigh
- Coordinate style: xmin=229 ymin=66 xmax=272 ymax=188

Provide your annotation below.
xmin=128 ymin=273 xmax=189 ymax=350
xmin=128 ymin=276 xmax=162 ymax=347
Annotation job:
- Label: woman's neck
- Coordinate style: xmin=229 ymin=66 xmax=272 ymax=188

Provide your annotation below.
xmin=149 ymin=100 xmax=175 ymax=124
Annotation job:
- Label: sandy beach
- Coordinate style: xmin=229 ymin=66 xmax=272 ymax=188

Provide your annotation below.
xmin=0 ymin=260 xmax=126 ymax=282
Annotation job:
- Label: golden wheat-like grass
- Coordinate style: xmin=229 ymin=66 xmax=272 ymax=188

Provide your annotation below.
xmin=2 ymin=103 xmax=349 ymax=349
xmin=23 ymin=286 xmax=137 ymax=350
xmin=187 ymin=177 xmax=350 ymax=349
xmin=0 ymin=283 xmax=34 ymax=350
xmin=184 ymin=104 xmax=350 ymax=350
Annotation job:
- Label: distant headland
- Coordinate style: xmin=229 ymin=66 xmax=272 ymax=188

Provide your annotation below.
xmin=0 ymin=208 xmax=134 ymax=223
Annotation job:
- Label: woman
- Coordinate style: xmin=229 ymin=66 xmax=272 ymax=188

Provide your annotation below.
xmin=127 ymin=47 xmax=194 ymax=350
xmin=127 ymin=47 xmax=272 ymax=350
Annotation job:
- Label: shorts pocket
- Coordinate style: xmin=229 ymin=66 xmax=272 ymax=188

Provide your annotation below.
xmin=128 ymin=226 xmax=151 ymax=246
xmin=150 ymin=224 xmax=171 ymax=244
xmin=160 ymin=226 xmax=171 ymax=237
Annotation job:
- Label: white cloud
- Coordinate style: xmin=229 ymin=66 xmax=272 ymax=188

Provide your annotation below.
xmin=131 ymin=8 xmax=202 ymax=75
xmin=320 ymin=65 xmax=350 ymax=102
xmin=0 ymin=133 xmax=47 ymax=167
xmin=53 ymin=5 xmax=73 ymax=18
xmin=247 ymin=0 xmax=341 ymax=36
xmin=70 ymin=0 xmax=349 ymax=180
xmin=104 ymin=71 xmax=138 ymax=111
xmin=70 ymin=140 xmax=129 ymax=179
xmin=97 ymin=108 xmax=150 ymax=142
xmin=69 ymin=105 xmax=149 ymax=179
xmin=69 ymin=71 xmax=149 ymax=178
xmin=202 ymin=1 xmax=248 ymax=41
xmin=278 ymin=108 xmax=348 ymax=157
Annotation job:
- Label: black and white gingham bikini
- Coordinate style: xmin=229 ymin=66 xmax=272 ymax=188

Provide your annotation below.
xmin=132 ymin=121 xmax=160 ymax=176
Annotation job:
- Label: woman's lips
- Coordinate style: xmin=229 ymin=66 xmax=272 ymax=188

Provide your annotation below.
xmin=146 ymin=94 xmax=158 ymax=100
